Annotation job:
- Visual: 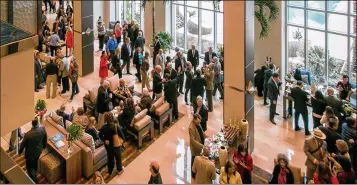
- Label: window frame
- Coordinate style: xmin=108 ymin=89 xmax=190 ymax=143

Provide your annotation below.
xmin=285 ymin=0 xmax=356 ymax=86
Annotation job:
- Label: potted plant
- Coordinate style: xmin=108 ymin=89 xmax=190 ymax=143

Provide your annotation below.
xmin=35 ymin=99 xmax=47 ymax=124
xmin=66 ymin=124 xmax=84 ymax=154
xmin=156 ymin=31 xmax=173 ymax=53
xmin=218 ymin=45 xmax=224 ymax=57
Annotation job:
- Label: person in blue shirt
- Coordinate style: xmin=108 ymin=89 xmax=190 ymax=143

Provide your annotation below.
xmin=106 ymin=34 xmax=118 ymax=61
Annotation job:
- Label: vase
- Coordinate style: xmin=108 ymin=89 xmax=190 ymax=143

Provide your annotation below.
xmin=67 ymin=142 xmax=73 ymax=154
xmin=218 ymin=146 xmax=228 ymax=167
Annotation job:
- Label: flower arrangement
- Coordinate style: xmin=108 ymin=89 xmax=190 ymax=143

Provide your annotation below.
xmin=35 ymin=99 xmax=47 ymax=122
xmin=66 ymin=124 xmax=84 ymax=153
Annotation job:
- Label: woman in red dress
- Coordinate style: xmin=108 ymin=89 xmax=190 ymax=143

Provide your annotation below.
xmin=233 ymin=144 xmax=253 ymax=184
xmin=114 ymin=23 xmax=122 ymax=45
xmin=99 ymin=51 xmax=109 ymax=83
xmin=66 ymin=27 xmax=74 ymax=56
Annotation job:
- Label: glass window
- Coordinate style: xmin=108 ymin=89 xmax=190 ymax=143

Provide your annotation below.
xmin=218 ymin=1 xmax=223 ymax=12
xmin=351 ymin=16 xmax=356 ymax=35
xmin=288 ymin=1 xmax=304 ymax=7
xmin=217 ymin=13 xmax=224 ymax=49
xmin=186 ymin=7 xmax=199 ymax=49
xmin=125 ymin=0 xmax=132 ymax=21
xmin=307 ymin=30 xmax=325 ymax=84
xmin=134 ymin=1 xmax=141 ymax=26
xmin=307 ymin=10 xmax=325 ymax=30
xmin=307 ymin=1 xmax=325 ymax=10
xmin=327 ymin=13 xmax=348 ymax=33
xmin=351 ymin=0 xmax=356 ymax=15
xmin=186 ymin=1 xmax=198 ymax=7
xmin=110 ymin=1 xmax=116 ymax=22
xmin=327 ymin=34 xmax=348 ymax=86
xmin=288 ymin=7 xmax=305 ymax=26
xmin=350 ymin=37 xmax=357 ymax=84
xmin=200 ymin=10 xmax=214 ymax=54
xmin=328 ymin=1 xmax=348 ymax=13
xmin=287 ymin=26 xmax=305 ymax=73
xmin=174 ymin=0 xmax=184 ymax=5
xmin=174 ymin=5 xmax=185 ymax=49
xmin=201 ymin=1 xmax=214 ymax=10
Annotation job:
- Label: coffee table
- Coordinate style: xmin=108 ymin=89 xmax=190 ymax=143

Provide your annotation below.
xmin=42 ymin=121 xmax=82 ymax=184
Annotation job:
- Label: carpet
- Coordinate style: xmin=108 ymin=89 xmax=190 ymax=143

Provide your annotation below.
xmin=252 ymin=165 xmax=271 ymax=184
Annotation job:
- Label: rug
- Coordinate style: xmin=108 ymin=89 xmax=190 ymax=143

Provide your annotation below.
xmin=252 ymin=165 xmax=271 ymax=184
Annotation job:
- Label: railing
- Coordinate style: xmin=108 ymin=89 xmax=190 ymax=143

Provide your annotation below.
xmin=0 ymin=148 xmax=35 ymax=184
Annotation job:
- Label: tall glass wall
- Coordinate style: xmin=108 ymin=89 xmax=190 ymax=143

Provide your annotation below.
xmin=286 ymin=0 xmax=357 ymax=86
xmin=170 ymin=1 xmax=224 ymax=55
xmin=110 ymin=0 xmax=144 ymax=30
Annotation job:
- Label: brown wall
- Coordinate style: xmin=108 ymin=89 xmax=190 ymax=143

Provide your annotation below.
xmin=143 ymin=1 xmax=166 ymax=46
xmin=254 ymin=1 xmax=283 ymax=74
xmin=223 ymin=1 xmax=246 ymax=123
xmin=1 ymin=49 xmax=35 ymax=136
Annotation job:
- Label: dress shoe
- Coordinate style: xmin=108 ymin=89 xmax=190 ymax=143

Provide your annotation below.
xmin=275 ymin=113 xmax=280 ymax=115
xmin=35 ymin=90 xmax=39 ymax=92
xmin=270 ymin=120 xmax=276 ymax=125
xmin=180 ymin=91 xmax=184 ymax=94
xmin=186 ymin=102 xmax=189 ymax=105
xmin=263 ymin=102 xmax=269 ymax=105
xmin=295 ymin=127 xmax=302 ymax=131
xmin=127 ymin=73 xmax=132 ymax=75
xmin=305 ymin=132 xmax=311 ymax=136
xmin=38 ymin=86 xmax=44 ymax=89
xmin=117 ymin=168 xmax=124 ymax=175
xmin=220 ymin=97 xmax=223 ymax=100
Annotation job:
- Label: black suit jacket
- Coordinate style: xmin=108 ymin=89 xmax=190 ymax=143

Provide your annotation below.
xmin=264 ymin=69 xmax=273 ymax=85
xmin=194 ymin=104 xmax=208 ymax=125
xmin=153 ymin=41 xmax=161 ymax=53
xmin=187 ymin=49 xmax=199 ymax=66
xmin=127 ymin=27 xmax=134 ymax=41
xmin=134 ymin=36 xmax=145 ymax=50
xmin=185 ymin=69 xmax=194 ymax=88
xmin=19 ymin=126 xmax=47 ymax=160
xmin=96 ymin=86 xmax=112 ymax=114
xmin=35 ymin=59 xmax=42 ymax=76
xmin=290 ymin=87 xmax=309 ymax=112
xmin=164 ymin=79 xmax=178 ymax=102
xmin=163 ymin=68 xmax=178 ymax=80
xmin=319 ymin=126 xmax=342 ymax=154
xmin=175 ymin=57 xmax=186 ymax=73
xmin=267 ymin=78 xmax=280 ymax=101
xmin=204 ymin=52 xmax=217 ymax=64
xmin=191 ymin=76 xmax=206 ymax=97
xmin=325 ymin=96 xmax=345 ymax=117
xmin=121 ymin=43 xmax=132 ymax=61
xmin=153 ymin=72 xmax=163 ymax=94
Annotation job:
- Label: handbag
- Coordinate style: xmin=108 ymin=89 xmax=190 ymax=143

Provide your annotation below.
xmin=113 ymin=124 xmax=123 ymax=147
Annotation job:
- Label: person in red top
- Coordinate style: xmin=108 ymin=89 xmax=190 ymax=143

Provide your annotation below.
xmin=312 ymin=161 xmax=339 ymax=184
xmin=99 ymin=51 xmax=109 ymax=83
xmin=233 ymin=144 xmax=253 ymax=184
xmin=65 ymin=27 xmax=74 ymax=56
xmin=114 ymin=23 xmax=122 ymax=45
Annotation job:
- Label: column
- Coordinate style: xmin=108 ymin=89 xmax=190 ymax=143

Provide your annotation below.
xmin=103 ymin=1 xmax=110 ymax=25
xmin=73 ymin=0 xmax=94 ymax=76
xmin=223 ymin=1 xmax=255 ymax=153
xmin=144 ymin=2 xmax=153 ymax=46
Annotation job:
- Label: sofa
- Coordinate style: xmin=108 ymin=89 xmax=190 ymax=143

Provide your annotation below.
xmin=46 ymin=113 xmax=107 ymax=178
xmin=127 ymin=109 xmax=154 ymax=148
xmin=149 ymin=96 xmax=173 ymax=134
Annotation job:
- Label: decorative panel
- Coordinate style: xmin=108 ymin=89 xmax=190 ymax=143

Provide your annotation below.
xmin=13 ymin=1 xmax=37 ymax=35
xmin=0 ymin=1 xmax=7 ymax=22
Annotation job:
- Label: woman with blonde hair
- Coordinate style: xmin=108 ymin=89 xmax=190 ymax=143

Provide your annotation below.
xmin=92 ymin=171 xmax=105 ymax=184
xmin=220 ymin=160 xmax=242 ymax=184
xmin=65 ymin=27 xmax=74 ymax=56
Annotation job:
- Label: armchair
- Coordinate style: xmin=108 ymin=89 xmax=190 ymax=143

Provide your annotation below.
xmin=149 ymin=96 xmax=173 ymax=134
xmin=127 ymin=109 xmax=154 ymax=148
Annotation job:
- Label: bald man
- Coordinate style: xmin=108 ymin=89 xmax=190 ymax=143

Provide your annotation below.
xmin=96 ymin=81 xmax=113 ymax=129
xmin=148 ymin=161 xmax=163 ymax=184
xmin=192 ymin=147 xmax=216 ymax=183
xmin=152 ymin=65 xmax=165 ymax=100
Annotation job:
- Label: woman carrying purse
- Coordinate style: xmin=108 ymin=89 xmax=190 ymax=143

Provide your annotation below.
xmin=98 ymin=112 xmax=125 ymax=176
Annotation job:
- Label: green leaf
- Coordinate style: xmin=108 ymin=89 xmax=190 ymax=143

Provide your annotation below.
xmin=67 ymin=124 xmax=84 ymax=142
xmin=35 ymin=99 xmax=47 ymax=111
xmin=254 ymin=0 xmax=279 ymax=40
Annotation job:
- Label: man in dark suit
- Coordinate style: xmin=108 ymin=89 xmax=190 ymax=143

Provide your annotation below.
xmin=267 ymin=73 xmax=281 ymax=125
xmin=290 ymin=81 xmax=310 ymax=135
xmin=191 ymin=69 xmax=206 ymax=109
xmin=121 ymin=37 xmax=132 ymax=75
xmin=185 ymin=62 xmax=194 ymax=105
xmin=164 ymin=73 xmax=179 ymax=120
xmin=96 ymin=81 xmax=112 ymax=129
xmin=187 ymin=45 xmax=199 ymax=72
xmin=325 ymin=88 xmax=345 ymax=118
xmin=152 ymin=65 xmax=164 ymax=100
xmin=175 ymin=52 xmax=187 ymax=94
xmin=55 ymin=104 xmax=74 ymax=128
xmin=194 ymin=96 xmax=209 ymax=131
xmin=134 ymin=31 xmax=145 ymax=54
xmin=264 ymin=64 xmax=274 ymax=105
xmin=163 ymin=62 xmax=178 ymax=80
xmin=34 ymin=52 xmax=43 ymax=92
xmin=204 ymin=47 xmax=217 ymax=65
xmin=152 ymin=36 xmax=161 ymax=67
xmin=19 ymin=120 xmax=47 ymax=183
xmin=127 ymin=24 xmax=134 ymax=49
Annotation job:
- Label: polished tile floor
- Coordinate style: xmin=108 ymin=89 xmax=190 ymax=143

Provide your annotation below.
xmin=2 ymin=36 xmax=313 ymax=184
